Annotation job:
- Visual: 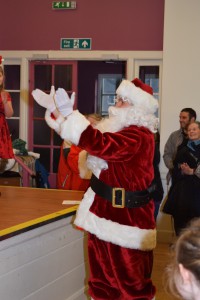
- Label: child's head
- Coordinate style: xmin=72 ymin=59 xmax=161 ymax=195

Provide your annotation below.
xmin=165 ymin=218 xmax=200 ymax=299
xmin=85 ymin=113 xmax=102 ymax=126
xmin=0 ymin=66 xmax=5 ymax=91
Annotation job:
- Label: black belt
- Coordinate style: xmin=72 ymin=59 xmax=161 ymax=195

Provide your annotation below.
xmin=90 ymin=174 xmax=156 ymax=209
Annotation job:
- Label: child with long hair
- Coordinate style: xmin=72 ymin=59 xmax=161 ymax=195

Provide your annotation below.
xmin=165 ymin=218 xmax=200 ymax=299
xmin=0 ymin=64 xmax=15 ymax=172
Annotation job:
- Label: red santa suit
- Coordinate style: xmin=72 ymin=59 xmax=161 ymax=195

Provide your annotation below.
xmin=44 ymin=79 xmax=158 ymax=300
xmin=56 ymin=80 xmax=159 ymax=300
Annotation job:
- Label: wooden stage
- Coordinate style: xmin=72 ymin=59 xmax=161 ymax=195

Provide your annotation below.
xmin=0 ymin=186 xmax=84 ymax=240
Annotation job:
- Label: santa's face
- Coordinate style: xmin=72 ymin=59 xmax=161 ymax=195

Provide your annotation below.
xmin=96 ymin=104 xmax=133 ymax=134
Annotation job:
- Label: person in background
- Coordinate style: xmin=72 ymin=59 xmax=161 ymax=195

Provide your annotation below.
xmin=0 ymin=64 xmax=15 ymax=172
xmin=163 ymin=108 xmax=196 ymax=184
xmin=164 ymin=218 xmax=200 ymax=300
xmin=32 ymin=78 xmax=158 ymax=300
xmin=163 ymin=121 xmax=200 ymax=236
xmin=57 ymin=114 xmax=102 ymax=191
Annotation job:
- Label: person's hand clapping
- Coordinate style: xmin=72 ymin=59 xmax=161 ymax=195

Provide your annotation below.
xmin=180 ymin=163 xmax=194 ymax=175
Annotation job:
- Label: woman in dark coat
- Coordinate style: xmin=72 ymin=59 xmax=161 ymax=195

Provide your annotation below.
xmin=163 ymin=121 xmax=200 ymax=235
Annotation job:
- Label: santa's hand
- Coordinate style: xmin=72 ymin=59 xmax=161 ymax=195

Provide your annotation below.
xmin=45 ymin=109 xmax=65 ymax=134
xmin=32 ymin=86 xmax=56 ymax=112
xmin=55 ymin=88 xmax=75 ymax=117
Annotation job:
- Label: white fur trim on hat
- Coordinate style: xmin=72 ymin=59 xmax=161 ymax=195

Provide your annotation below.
xmin=74 ymin=187 xmax=156 ymax=251
xmin=116 ymin=80 xmax=158 ymax=115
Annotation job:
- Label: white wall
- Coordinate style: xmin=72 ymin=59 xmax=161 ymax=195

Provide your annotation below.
xmin=158 ymin=0 xmax=200 ymax=240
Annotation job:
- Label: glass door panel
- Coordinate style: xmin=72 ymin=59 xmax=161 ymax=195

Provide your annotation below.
xmin=29 ymin=61 xmax=77 ymax=188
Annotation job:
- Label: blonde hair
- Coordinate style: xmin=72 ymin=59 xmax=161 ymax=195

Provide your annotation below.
xmin=85 ymin=113 xmax=102 ymax=125
xmin=0 ymin=65 xmax=5 ymax=91
xmin=164 ymin=218 xmax=200 ymax=298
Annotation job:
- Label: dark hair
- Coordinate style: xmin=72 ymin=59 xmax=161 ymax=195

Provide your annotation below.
xmin=181 ymin=108 xmax=197 ymax=121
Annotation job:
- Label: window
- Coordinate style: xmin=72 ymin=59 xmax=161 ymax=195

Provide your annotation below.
xmin=4 ymin=65 xmax=21 ymax=141
xmin=135 ymin=59 xmax=162 ymax=120
xmin=97 ymin=74 xmax=123 ymax=116
xmin=139 ymin=66 xmax=159 ymax=100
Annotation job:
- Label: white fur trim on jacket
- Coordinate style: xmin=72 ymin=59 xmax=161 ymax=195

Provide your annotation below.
xmin=74 ymin=188 xmax=156 ymax=251
xmin=60 ymin=110 xmax=90 ymax=145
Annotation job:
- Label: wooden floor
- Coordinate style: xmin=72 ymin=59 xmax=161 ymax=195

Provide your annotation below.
xmin=152 ymin=243 xmax=177 ymax=300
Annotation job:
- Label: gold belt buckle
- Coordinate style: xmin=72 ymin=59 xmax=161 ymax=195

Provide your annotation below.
xmin=112 ymin=187 xmax=125 ymax=208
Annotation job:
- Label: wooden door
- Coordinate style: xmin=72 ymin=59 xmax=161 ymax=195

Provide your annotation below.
xmin=29 ymin=61 xmax=78 ymax=188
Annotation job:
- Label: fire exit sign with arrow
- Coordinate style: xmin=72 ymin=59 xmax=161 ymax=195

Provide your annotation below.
xmin=61 ymin=38 xmax=92 ymax=50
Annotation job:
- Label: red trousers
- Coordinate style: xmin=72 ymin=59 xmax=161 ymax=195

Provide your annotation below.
xmin=88 ymin=233 xmax=155 ymax=300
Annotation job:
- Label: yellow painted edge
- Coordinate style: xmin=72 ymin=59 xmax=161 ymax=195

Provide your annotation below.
xmin=0 ymin=206 xmax=78 ymax=237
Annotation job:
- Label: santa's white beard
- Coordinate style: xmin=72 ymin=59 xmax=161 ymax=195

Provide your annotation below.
xmin=96 ymin=106 xmax=132 ymax=133
xmin=96 ymin=105 xmax=158 ymax=134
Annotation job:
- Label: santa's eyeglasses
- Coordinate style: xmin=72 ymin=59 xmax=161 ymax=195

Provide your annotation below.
xmin=114 ymin=95 xmax=129 ymax=103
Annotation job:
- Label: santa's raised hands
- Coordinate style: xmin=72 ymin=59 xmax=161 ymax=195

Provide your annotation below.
xmin=55 ymin=88 xmax=75 ymax=117
xmin=32 ymin=86 xmax=56 ymax=112
xmin=32 ymin=86 xmax=75 ymax=118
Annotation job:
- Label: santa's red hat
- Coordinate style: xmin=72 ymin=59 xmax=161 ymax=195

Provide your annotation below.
xmin=116 ymin=79 xmax=158 ymax=114
xmin=131 ymin=78 xmax=153 ymax=95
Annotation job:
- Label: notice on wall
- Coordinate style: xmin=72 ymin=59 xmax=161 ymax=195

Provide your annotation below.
xmin=52 ymin=1 xmax=76 ymax=10
xmin=60 ymin=38 xmax=92 ymax=50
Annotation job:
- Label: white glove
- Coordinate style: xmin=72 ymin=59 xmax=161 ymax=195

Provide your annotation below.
xmin=32 ymin=86 xmax=56 ymax=112
xmin=45 ymin=109 xmax=64 ymax=134
xmin=55 ymin=88 xmax=75 ymax=117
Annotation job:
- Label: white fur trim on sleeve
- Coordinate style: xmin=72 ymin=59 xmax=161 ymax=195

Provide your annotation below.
xmin=60 ymin=110 xmax=90 ymax=145
xmin=74 ymin=188 xmax=156 ymax=251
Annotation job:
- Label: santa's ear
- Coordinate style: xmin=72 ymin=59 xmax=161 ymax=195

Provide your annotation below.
xmin=179 ymin=263 xmax=193 ymax=284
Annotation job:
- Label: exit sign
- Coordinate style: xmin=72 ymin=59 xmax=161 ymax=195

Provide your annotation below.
xmin=52 ymin=1 xmax=76 ymax=9
xmin=61 ymin=38 xmax=92 ymax=50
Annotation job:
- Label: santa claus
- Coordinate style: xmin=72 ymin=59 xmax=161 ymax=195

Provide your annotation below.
xmin=32 ymin=78 xmax=158 ymax=300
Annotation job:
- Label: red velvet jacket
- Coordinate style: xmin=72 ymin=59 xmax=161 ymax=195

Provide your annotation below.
xmin=60 ymin=111 xmax=156 ymax=250
xmin=79 ymin=124 xmax=155 ymax=226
